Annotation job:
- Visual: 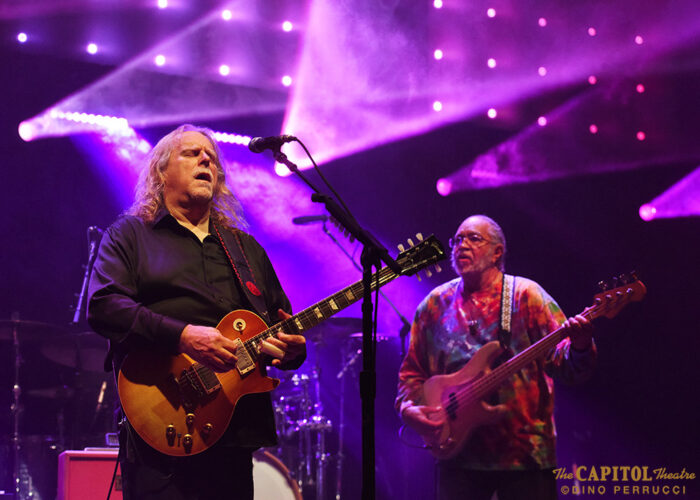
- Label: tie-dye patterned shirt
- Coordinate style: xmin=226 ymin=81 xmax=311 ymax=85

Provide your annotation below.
xmin=396 ymin=275 xmax=596 ymax=470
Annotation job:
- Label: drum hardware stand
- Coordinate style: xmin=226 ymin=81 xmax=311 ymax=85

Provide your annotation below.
xmin=334 ymin=344 xmax=361 ymax=500
xmin=10 ymin=312 xmax=24 ymax=500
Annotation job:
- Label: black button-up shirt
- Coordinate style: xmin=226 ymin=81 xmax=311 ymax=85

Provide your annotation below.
xmin=88 ymin=211 xmax=296 ymax=449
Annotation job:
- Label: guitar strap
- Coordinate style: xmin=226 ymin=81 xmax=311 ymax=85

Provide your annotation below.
xmin=212 ymin=223 xmax=272 ymax=325
xmin=498 ymin=273 xmax=515 ymax=351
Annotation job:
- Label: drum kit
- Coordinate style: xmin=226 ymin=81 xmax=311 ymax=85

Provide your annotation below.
xmin=0 ymin=316 xmax=113 ymax=500
xmin=264 ymin=317 xmax=398 ymax=500
xmin=0 ymin=313 xmax=392 ymax=500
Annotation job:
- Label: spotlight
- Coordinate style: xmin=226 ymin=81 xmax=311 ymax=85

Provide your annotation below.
xmin=86 ymin=43 xmax=98 ymax=55
xmin=635 ymin=35 xmax=644 ymax=45
xmin=537 ymin=116 xmax=547 ymax=127
xmin=219 ymin=64 xmax=230 ymax=76
xmin=538 ymin=17 xmax=547 ymax=27
xmin=275 ymin=163 xmax=291 ymax=176
xmin=636 ymin=83 xmax=645 ymax=93
xmin=589 ymin=124 xmax=598 ymax=134
xmin=157 ymin=0 xmax=167 ymax=8
xmin=433 ymin=101 xmax=443 ymax=112
xmin=538 ymin=66 xmax=547 ymax=76
xmin=282 ymin=75 xmax=293 ymax=87
xmin=486 ymin=8 xmax=496 ymax=18
xmin=587 ymin=27 xmax=597 ymax=37
xmin=434 ymin=49 xmax=443 ymax=60
xmin=487 ymin=58 xmax=497 ymax=68
xmin=222 ymin=9 xmax=232 ymax=21
xmin=154 ymin=54 xmax=166 ymax=66
xmin=433 ymin=0 xmax=443 ymax=8
xmin=282 ymin=21 xmax=293 ymax=32
xmin=18 ymin=121 xmax=36 ymax=142
xmin=487 ymin=108 xmax=497 ymax=119
xmin=17 ymin=32 xmax=28 ymax=43
xmin=588 ymin=75 xmax=597 ymax=85
xmin=436 ymin=178 xmax=452 ymax=196
xmin=639 ymin=204 xmax=656 ymax=221
xmin=636 ymin=131 xmax=646 ymax=141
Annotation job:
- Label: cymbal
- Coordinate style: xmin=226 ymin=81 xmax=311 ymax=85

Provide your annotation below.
xmin=40 ymin=331 xmax=108 ymax=372
xmin=0 ymin=320 xmax=68 ymax=341
xmin=305 ymin=317 xmax=363 ymax=342
xmin=349 ymin=332 xmax=393 ymax=342
xmin=26 ymin=385 xmax=75 ymax=400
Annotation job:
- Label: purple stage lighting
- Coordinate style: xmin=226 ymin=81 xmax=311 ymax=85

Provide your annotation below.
xmin=639 ymin=166 xmax=700 ymax=220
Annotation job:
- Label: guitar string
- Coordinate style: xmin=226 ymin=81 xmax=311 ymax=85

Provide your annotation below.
xmin=444 ymin=303 xmax=603 ymax=412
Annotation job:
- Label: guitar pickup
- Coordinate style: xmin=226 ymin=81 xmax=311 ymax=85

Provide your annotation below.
xmin=234 ymin=338 xmax=255 ymax=376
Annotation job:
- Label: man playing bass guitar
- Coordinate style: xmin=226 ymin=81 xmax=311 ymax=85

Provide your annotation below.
xmin=396 ymin=215 xmax=596 ymax=500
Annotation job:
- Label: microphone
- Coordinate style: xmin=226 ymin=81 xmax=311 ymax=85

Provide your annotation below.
xmin=292 ymin=215 xmax=329 ymax=225
xmin=248 ymin=134 xmax=297 ymax=153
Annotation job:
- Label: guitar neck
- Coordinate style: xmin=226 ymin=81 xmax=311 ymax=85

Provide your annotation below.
xmin=255 ymin=265 xmax=400 ymax=343
xmin=472 ymin=306 xmax=598 ymax=400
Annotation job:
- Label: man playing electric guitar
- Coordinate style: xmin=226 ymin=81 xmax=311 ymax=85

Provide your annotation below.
xmin=396 ymin=215 xmax=596 ymax=500
xmin=88 ymin=124 xmax=306 ymax=500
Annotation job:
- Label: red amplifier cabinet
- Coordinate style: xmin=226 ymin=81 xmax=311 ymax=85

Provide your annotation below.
xmin=57 ymin=449 xmax=122 ymax=500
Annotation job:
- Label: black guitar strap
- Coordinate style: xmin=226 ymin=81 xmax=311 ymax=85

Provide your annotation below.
xmin=212 ymin=223 xmax=272 ymax=325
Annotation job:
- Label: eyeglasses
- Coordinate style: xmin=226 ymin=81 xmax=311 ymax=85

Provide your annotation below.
xmin=449 ymin=232 xmax=494 ymax=248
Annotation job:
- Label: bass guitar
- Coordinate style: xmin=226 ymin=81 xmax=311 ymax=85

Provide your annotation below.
xmin=421 ymin=274 xmax=646 ymax=459
xmin=118 ymin=235 xmax=445 ymax=456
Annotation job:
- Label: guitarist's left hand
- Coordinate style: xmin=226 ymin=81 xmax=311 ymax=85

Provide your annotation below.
xmin=563 ymin=314 xmax=594 ymax=351
xmin=259 ymin=309 xmax=307 ymax=367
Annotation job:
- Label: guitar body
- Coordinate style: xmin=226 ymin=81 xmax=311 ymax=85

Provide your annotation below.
xmin=118 ymin=309 xmax=279 ymax=457
xmin=423 ymin=341 xmax=508 ymax=460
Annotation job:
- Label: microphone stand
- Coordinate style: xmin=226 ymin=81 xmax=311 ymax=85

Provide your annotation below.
xmin=275 ymin=150 xmax=399 ymax=500
xmin=72 ymin=226 xmax=103 ymax=325
xmin=318 ymin=221 xmax=412 ymax=356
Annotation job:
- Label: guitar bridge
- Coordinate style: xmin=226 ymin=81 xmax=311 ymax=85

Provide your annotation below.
xmin=179 ymin=364 xmax=221 ymax=404
xmin=234 ymin=338 xmax=255 ymax=376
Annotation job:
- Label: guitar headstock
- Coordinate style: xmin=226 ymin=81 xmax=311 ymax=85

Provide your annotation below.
xmin=588 ymin=272 xmax=647 ymax=320
xmin=396 ymin=233 xmax=446 ymax=277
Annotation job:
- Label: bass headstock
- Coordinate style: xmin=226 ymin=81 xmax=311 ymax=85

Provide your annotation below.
xmin=587 ymin=272 xmax=647 ymax=320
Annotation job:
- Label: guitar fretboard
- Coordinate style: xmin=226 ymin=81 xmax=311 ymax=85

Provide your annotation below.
xmin=243 ymin=265 xmax=401 ymax=361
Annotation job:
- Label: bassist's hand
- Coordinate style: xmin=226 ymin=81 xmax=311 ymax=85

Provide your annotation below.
xmin=178 ymin=324 xmax=239 ymax=372
xmin=563 ymin=314 xmax=594 ymax=351
xmin=401 ymin=403 xmax=445 ymax=443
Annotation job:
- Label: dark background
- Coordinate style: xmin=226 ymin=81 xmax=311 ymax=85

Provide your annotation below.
xmin=2 ymin=39 xmax=699 ymax=500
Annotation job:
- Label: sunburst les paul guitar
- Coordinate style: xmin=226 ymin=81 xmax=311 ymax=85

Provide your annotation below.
xmin=421 ymin=274 xmax=646 ymax=460
xmin=118 ymin=235 xmax=445 ymax=456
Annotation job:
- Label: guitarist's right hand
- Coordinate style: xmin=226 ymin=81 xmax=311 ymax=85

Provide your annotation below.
xmin=178 ymin=324 xmax=239 ymax=372
xmin=401 ymin=404 xmax=446 ymax=443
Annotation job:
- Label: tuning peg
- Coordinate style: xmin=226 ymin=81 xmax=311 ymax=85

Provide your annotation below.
xmin=397 ymin=243 xmax=405 ymax=252
xmin=416 ymin=233 xmax=424 ymax=241
xmin=611 ymin=276 xmax=620 ymax=289
xmin=598 ymin=280 xmax=609 ymax=291
xmin=630 ymin=270 xmax=640 ymax=281
xmin=618 ymin=273 xmax=630 ymax=285
xmin=434 ymin=263 xmax=442 ymax=273
xmin=416 ymin=273 xmax=422 ymax=282
xmin=407 ymin=238 xmax=415 ymax=247
xmin=424 ymin=269 xmax=433 ymax=278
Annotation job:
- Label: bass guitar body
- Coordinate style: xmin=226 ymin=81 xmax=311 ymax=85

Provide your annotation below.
xmin=422 ymin=341 xmax=508 ymax=460
xmin=118 ymin=310 xmax=277 ymax=457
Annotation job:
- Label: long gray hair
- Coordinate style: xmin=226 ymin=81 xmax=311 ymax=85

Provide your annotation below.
xmin=127 ymin=124 xmax=246 ymax=231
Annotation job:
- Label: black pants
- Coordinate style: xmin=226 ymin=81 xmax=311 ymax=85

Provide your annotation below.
xmin=119 ymin=425 xmax=254 ymax=500
xmin=436 ymin=466 xmax=557 ymax=500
